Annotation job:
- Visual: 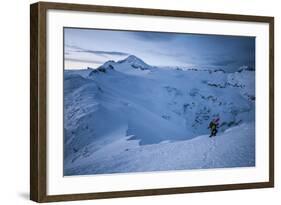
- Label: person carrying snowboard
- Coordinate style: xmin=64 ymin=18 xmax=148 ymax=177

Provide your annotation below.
xmin=208 ymin=118 xmax=219 ymax=137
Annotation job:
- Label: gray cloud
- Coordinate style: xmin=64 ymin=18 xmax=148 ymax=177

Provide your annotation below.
xmin=210 ymin=59 xmax=236 ymax=66
xmin=65 ymin=45 xmax=129 ymax=57
xmin=65 ymin=57 xmax=104 ymax=64
xmin=145 ymin=49 xmax=182 ymax=57
xmin=132 ymin=32 xmax=175 ymax=42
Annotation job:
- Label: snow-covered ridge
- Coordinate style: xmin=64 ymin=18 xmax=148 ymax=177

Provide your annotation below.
xmin=65 ymin=122 xmax=255 ymax=175
xmin=87 ymin=55 xmax=154 ymax=77
xmin=64 ymin=55 xmax=255 ymax=175
xmin=237 ymin=65 xmax=255 ymax=72
xmin=117 ymin=55 xmax=153 ymax=70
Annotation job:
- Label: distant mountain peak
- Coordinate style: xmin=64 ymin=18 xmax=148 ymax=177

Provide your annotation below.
xmin=89 ymin=55 xmax=153 ymax=77
xmin=124 ymin=55 xmax=144 ymax=62
xmin=118 ymin=55 xmax=143 ymax=64
xmin=118 ymin=55 xmax=152 ymax=70
xmin=89 ymin=61 xmax=115 ymax=76
xmin=237 ymin=65 xmax=255 ymax=73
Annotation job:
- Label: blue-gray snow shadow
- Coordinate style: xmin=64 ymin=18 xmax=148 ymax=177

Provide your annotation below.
xmin=124 ymin=107 xmax=198 ymax=145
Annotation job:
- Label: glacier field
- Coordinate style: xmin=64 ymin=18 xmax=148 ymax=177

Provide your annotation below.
xmin=63 ymin=55 xmax=255 ymax=176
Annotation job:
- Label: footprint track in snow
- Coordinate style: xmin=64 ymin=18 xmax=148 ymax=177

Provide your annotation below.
xmin=202 ymin=137 xmax=217 ymax=167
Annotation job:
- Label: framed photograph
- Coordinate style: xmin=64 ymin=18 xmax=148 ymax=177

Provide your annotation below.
xmin=30 ymin=1 xmax=274 ymax=202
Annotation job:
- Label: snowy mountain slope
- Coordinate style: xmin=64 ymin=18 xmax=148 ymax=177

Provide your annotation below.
xmin=89 ymin=55 xmax=154 ymax=76
xmin=227 ymin=68 xmax=255 ymax=101
xmin=63 ymin=55 xmax=255 ymax=175
xmin=64 ymin=122 xmax=255 ymax=175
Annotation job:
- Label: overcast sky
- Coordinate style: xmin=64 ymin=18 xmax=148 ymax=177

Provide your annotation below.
xmin=64 ymin=27 xmax=255 ymax=72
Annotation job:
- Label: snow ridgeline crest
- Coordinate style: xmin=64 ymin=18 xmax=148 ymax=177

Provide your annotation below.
xmin=63 ymin=54 xmax=255 ymax=175
xmin=88 ymin=55 xmax=154 ymax=75
xmin=88 ymin=55 xmax=255 ymax=76
xmin=87 ymin=55 xmax=255 ymax=103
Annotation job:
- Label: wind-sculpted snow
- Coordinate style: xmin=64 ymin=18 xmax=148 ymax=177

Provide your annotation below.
xmin=63 ymin=55 xmax=255 ymax=175
xmin=64 ymin=123 xmax=255 ymax=175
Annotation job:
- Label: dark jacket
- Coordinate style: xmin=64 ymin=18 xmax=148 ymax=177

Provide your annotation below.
xmin=209 ymin=121 xmax=218 ymax=130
